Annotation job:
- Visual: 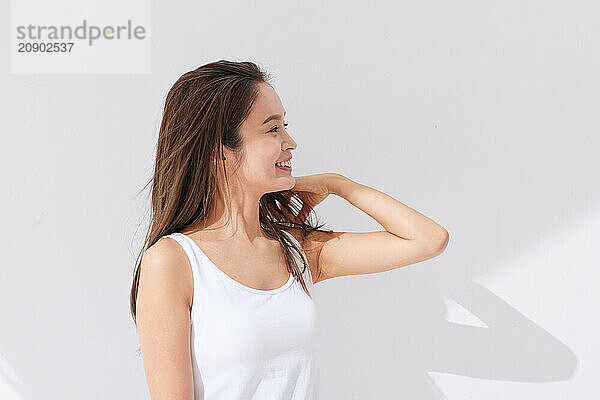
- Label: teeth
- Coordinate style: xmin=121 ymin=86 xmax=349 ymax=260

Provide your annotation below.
xmin=275 ymin=160 xmax=291 ymax=168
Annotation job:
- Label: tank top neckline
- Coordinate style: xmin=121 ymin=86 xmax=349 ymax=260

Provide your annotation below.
xmin=173 ymin=231 xmax=297 ymax=295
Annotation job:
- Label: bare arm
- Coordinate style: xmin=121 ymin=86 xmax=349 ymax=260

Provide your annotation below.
xmin=311 ymin=174 xmax=449 ymax=283
xmin=136 ymin=238 xmax=195 ymax=399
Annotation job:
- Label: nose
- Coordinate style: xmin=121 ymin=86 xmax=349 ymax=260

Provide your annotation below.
xmin=282 ymin=129 xmax=297 ymax=151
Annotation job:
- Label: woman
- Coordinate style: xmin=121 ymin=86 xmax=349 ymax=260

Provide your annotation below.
xmin=130 ymin=60 xmax=449 ymax=400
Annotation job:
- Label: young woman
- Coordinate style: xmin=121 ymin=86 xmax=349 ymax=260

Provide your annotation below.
xmin=130 ymin=60 xmax=449 ymax=400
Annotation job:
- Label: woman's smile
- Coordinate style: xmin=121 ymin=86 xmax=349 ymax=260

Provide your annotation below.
xmin=276 ymin=164 xmax=292 ymax=172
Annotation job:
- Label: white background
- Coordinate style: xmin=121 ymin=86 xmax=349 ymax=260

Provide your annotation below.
xmin=2 ymin=0 xmax=599 ymax=399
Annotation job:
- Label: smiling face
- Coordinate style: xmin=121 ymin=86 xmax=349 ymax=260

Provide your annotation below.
xmin=223 ymin=82 xmax=297 ymax=196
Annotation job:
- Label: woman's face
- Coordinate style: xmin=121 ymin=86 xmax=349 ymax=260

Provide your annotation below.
xmin=225 ymin=82 xmax=297 ymax=195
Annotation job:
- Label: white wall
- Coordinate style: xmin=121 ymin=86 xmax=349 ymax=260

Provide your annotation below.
xmin=2 ymin=0 xmax=598 ymax=399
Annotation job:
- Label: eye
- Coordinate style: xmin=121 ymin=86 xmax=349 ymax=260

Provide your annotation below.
xmin=268 ymin=122 xmax=289 ymax=133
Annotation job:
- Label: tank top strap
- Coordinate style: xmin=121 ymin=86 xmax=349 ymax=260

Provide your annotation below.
xmin=159 ymin=232 xmax=208 ymax=312
xmin=161 ymin=233 xmax=200 ymax=275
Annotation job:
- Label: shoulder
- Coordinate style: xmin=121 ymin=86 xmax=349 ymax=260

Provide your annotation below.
xmin=135 ymin=237 xmax=195 ymax=399
xmin=138 ymin=237 xmax=194 ymax=311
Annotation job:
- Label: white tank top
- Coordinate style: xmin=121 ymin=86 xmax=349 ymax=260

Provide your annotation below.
xmin=161 ymin=230 xmax=320 ymax=400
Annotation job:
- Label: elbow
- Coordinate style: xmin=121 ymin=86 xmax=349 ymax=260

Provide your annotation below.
xmin=430 ymin=229 xmax=449 ymax=256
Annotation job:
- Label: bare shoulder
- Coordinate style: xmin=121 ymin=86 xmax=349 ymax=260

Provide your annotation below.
xmin=136 ymin=237 xmax=196 ymax=399
xmin=138 ymin=237 xmax=194 ymax=311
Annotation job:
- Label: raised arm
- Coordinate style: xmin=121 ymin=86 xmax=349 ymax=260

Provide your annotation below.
xmin=310 ymin=174 xmax=449 ymax=283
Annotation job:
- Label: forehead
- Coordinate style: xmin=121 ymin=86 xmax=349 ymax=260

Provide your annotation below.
xmin=245 ymin=83 xmax=285 ymax=126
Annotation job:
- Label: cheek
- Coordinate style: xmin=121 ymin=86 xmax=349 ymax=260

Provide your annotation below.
xmin=239 ymin=140 xmax=280 ymax=174
xmin=238 ymin=154 xmax=275 ymax=177
xmin=247 ymin=145 xmax=278 ymax=167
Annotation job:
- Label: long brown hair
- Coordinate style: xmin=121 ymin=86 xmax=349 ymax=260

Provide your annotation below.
xmin=130 ymin=60 xmax=332 ymax=327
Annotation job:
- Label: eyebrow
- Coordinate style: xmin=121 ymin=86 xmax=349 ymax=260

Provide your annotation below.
xmin=262 ymin=110 xmax=286 ymax=125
